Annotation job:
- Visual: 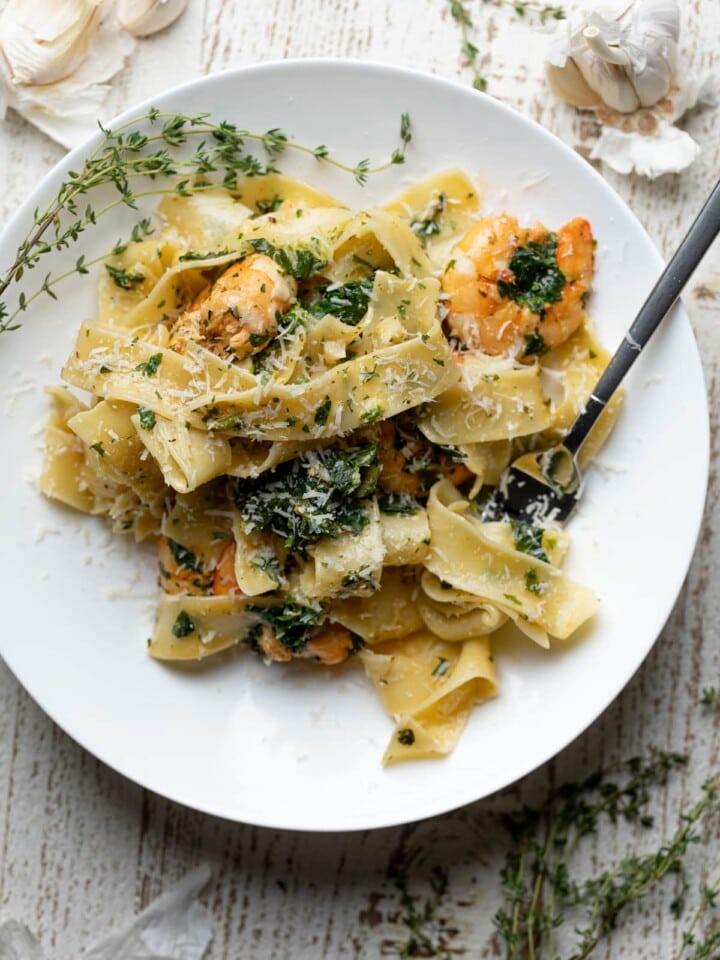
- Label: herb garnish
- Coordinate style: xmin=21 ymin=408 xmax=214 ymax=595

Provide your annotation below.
xmin=137 ymin=406 xmax=156 ymax=429
xmin=254 ymin=194 xmax=284 ymax=215
xmin=314 ymin=395 xmax=332 ymax=426
xmin=410 ymin=192 xmax=447 ymax=242
xmin=378 ymin=493 xmax=421 ymax=515
xmin=166 ymin=539 xmax=202 ymax=572
xmin=524 ymin=567 xmax=543 ymax=594
xmin=246 ymin=238 xmax=327 ymax=279
xmin=105 ymin=264 xmax=145 ymax=290
xmin=247 ymin=600 xmax=326 ymax=653
xmin=0 ymin=111 xmax=412 ymax=337
xmin=308 ymin=276 xmax=375 ymax=325
xmin=510 ymin=518 xmax=550 ymax=563
xmin=235 ymin=445 xmax=379 ymax=552
xmin=171 ymin=610 xmax=195 ymax=638
xmin=398 ymin=728 xmax=416 ymax=746
xmin=523 ymin=329 xmax=549 ymax=357
xmin=135 ymin=353 xmax=163 ymax=376
xmin=496 ymin=234 xmax=566 ymax=316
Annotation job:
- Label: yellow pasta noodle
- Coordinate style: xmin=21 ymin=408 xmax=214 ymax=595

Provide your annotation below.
xmin=39 ymin=169 xmax=619 ymax=766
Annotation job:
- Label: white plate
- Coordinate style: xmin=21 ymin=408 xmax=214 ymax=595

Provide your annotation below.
xmin=0 ymin=60 xmax=708 ymax=831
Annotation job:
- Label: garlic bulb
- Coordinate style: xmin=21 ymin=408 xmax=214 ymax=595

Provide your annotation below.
xmin=116 ymin=0 xmax=188 ymax=37
xmin=545 ymin=0 xmax=716 ymax=178
xmin=546 ymin=1 xmax=679 ymax=114
xmin=0 ymin=0 xmax=103 ymax=86
xmin=0 ymin=1 xmax=134 ymax=148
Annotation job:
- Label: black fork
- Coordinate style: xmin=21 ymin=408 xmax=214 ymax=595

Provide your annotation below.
xmin=482 ymin=177 xmax=720 ymax=526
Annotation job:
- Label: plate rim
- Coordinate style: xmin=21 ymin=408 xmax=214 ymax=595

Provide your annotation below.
xmin=0 ymin=57 xmax=710 ymax=831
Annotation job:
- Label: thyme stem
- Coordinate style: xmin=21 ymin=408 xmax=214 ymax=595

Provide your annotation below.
xmin=448 ymin=0 xmax=566 ymax=92
xmin=0 ymin=109 xmax=412 ymax=337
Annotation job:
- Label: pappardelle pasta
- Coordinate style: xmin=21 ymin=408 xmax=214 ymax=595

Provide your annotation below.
xmin=41 ymin=169 xmax=620 ymax=764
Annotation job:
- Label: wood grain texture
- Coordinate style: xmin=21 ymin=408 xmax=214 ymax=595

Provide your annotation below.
xmin=1 ymin=1 xmax=719 ymax=956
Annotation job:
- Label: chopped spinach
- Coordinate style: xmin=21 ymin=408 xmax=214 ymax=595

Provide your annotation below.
xmin=410 ymin=192 xmax=447 ymax=244
xmin=378 ymin=493 xmax=421 ymax=515
xmin=177 ymin=248 xmax=231 ymax=262
xmin=510 ymin=519 xmax=549 ymax=563
xmin=496 ymin=234 xmax=565 ymax=316
xmin=525 ymin=568 xmax=543 ymax=595
xmin=137 ymin=406 xmax=156 ymax=430
xmin=341 ymin=565 xmax=379 ymax=592
xmin=105 ymin=264 xmax=145 ymax=290
xmin=167 ymin=538 xmax=203 ymax=572
xmin=247 ymin=237 xmax=326 ymax=279
xmin=308 ymin=276 xmax=374 ymax=326
xmin=247 ymin=599 xmax=326 ymax=653
xmin=254 ymin=194 xmax=284 ymax=215
xmin=172 ymin=610 xmax=195 ymax=638
xmin=135 ymin=352 xmax=163 ymax=376
xmin=235 ymin=444 xmax=379 ymax=551
xmin=314 ymin=395 xmax=332 ymax=426
xmin=523 ymin=330 xmax=549 ymax=358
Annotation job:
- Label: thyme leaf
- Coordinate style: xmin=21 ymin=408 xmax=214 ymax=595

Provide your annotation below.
xmin=0 ymin=108 xmax=413 ymax=337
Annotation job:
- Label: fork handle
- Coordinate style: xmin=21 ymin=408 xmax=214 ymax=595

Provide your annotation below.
xmin=562 ymin=177 xmax=720 ymax=458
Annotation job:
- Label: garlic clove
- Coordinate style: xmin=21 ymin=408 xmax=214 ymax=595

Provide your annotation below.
xmin=631 ymin=36 xmax=676 ymax=107
xmin=116 ymin=0 xmax=188 ymax=37
xmin=0 ymin=11 xmax=134 ymax=149
xmin=0 ymin=0 xmax=103 ymax=87
xmin=546 ymin=58 xmax=600 ymax=108
xmin=591 ymin=124 xmax=700 ymax=178
xmin=575 ymin=56 xmax=641 ymax=113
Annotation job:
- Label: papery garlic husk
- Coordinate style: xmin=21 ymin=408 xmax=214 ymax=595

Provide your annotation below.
xmin=546 ymin=1 xmax=680 ymax=114
xmin=116 ymin=0 xmax=188 ymax=37
xmin=0 ymin=0 xmax=134 ymax=148
xmin=590 ymin=77 xmax=717 ymax=178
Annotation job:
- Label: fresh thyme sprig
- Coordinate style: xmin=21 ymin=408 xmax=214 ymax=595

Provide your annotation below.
xmin=385 ymin=751 xmax=720 ymax=959
xmin=494 ymin=750 xmax=693 ymax=959
xmin=0 ymin=109 xmax=412 ymax=337
xmin=391 ymin=865 xmax=454 ymax=959
xmin=449 ymin=0 xmax=488 ymax=91
xmin=448 ymin=0 xmax=566 ymax=92
xmin=674 ymin=875 xmax=720 ymax=960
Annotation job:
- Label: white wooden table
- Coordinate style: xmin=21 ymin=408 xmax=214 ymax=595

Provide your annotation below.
xmin=1 ymin=2 xmax=719 ymax=956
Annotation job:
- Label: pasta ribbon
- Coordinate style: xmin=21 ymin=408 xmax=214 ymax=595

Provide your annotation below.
xmin=419 ymin=353 xmax=552 ymax=445
xmin=360 ymin=630 xmax=497 ymax=763
xmin=424 ymin=479 xmax=597 ymax=644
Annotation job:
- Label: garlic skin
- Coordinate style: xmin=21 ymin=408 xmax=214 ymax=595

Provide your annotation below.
xmin=545 ymin=0 xmax=716 ymax=178
xmin=591 ymin=124 xmax=699 ymax=178
xmin=116 ymin=0 xmax=188 ymax=37
xmin=0 ymin=1 xmax=134 ymax=149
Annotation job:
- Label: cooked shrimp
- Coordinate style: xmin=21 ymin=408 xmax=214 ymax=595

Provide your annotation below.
xmin=157 ymin=535 xmax=211 ymax=595
xmin=212 ymin=541 xmax=243 ymax=596
xmin=168 ymin=254 xmax=297 ymax=360
xmin=377 ymin=419 xmax=473 ymax=496
xmin=377 ymin=421 xmax=426 ymax=496
xmin=442 ymin=215 xmax=594 ymax=358
xmin=305 ymin=623 xmax=357 ymax=665
xmin=255 ymin=620 xmax=357 ymax=665
xmin=256 ymin=625 xmax=294 ymax=663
